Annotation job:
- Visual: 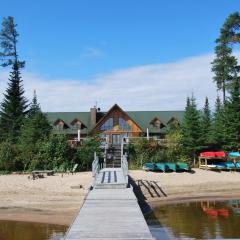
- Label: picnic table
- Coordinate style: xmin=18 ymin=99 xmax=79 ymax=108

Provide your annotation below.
xmin=31 ymin=170 xmax=54 ymax=179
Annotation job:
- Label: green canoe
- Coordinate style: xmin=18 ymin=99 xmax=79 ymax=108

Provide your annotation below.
xmin=165 ymin=162 xmax=177 ymax=172
xmin=177 ymin=162 xmax=190 ymax=171
xmin=155 ymin=163 xmax=166 ymax=172
xmin=143 ymin=162 xmax=156 ymax=171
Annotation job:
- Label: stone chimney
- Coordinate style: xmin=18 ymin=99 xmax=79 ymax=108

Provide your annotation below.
xmin=90 ymin=106 xmax=97 ymax=127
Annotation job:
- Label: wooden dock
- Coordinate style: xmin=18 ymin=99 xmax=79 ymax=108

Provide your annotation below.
xmin=64 ymin=167 xmax=153 ymax=239
xmin=94 ymin=168 xmax=127 ymax=189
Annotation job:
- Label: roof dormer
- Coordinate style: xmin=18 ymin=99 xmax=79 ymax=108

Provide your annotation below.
xmin=70 ymin=118 xmax=86 ymax=130
xmin=150 ymin=117 xmax=165 ymax=128
xmin=53 ymin=119 xmax=69 ymax=130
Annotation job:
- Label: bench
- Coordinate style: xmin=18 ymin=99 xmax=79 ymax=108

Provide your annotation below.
xmin=31 ymin=170 xmax=54 ymax=180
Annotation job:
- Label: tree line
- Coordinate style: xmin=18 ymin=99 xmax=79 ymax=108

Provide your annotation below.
xmin=181 ymin=12 xmax=240 ymax=162
xmin=0 ymin=17 xmax=100 ymax=172
xmin=128 ymin=12 xmax=240 ymax=166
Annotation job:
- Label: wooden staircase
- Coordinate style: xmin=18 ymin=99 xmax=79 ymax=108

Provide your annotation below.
xmin=106 ymin=144 xmax=122 ymax=168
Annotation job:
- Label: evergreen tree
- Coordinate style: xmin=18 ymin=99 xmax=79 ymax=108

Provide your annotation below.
xmin=211 ymin=96 xmax=225 ymax=149
xmin=28 ymin=90 xmax=41 ymax=117
xmin=211 ymin=44 xmax=237 ymax=102
xmin=0 ymin=63 xmax=28 ymax=143
xmin=0 ymin=16 xmax=25 ymax=68
xmin=199 ymin=97 xmax=212 ymax=148
xmin=219 ymin=12 xmax=240 ymax=44
xmin=18 ymin=92 xmax=51 ymax=170
xmin=180 ymin=95 xmax=201 ymax=163
xmin=223 ymin=79 xmax=240 ymax=150
xmin=212 ymin=12 xmax=240 ymax=102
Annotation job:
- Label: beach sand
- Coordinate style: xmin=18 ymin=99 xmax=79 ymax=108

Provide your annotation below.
xmin=0 ymin=172 xmax=92 ymax=226
xmin=129 ymin=169 xmax=240 ymax=208
xmin=1 ymin=169 xmax=240 ymax=226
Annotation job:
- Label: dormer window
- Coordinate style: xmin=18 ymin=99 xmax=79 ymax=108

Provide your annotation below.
xmin=71 ymin=119 xmax=82 ymax=130
xmin=167 ymin=117 xmax=180 ymax=129
xmin=150 ymin=117 xmax=165 ymax=129
xmin=54 ymin=119 xmax=68 ymax=130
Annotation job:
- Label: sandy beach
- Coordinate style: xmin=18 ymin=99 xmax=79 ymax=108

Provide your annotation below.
xmin=0 ymin=172 xmax=92 ymax=226
xmin=1 ymin=169 xmax=240 ymax=226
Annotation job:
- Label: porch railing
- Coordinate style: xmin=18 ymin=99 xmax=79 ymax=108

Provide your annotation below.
xmin=123 ymin=136 xmax=168 ymax=145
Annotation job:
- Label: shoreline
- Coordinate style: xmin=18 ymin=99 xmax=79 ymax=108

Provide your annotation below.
xmin=1 ymin=192 xmax=240 ymax=226
xmin=1 ymin=169 xmax=240 ymax=226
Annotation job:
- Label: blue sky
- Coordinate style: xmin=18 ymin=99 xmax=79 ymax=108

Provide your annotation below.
xmin=0 ymin=1 xmax=239 ymax=111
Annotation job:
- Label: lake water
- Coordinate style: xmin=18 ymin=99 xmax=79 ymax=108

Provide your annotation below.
xmin=0 ymin=220 xmax=67 ymax=240
xmin=146 ymin=199 xmax=240 ymax=239
xmin=1 ymin=199 xmax=240 ymax=239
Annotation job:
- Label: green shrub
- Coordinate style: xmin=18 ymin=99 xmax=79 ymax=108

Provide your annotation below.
xmin=76 ymin=136 xmax=102 ymax=171
xmin=0 ymin=141 xmax=18 ymax=171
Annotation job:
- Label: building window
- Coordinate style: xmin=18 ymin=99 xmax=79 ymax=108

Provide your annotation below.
xmin=119 ymin=117 xmax=131 ymax=130
xmin=100 ymin=118 xmax=114 ymax=131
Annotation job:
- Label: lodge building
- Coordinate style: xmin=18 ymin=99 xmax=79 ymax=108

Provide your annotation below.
xmin=46 ymin=104 xmax=184 ymax=144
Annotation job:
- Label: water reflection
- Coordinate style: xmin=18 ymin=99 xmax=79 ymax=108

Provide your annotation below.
xmin=146 ymin=200 xmax=240 ymax=239
xmin=0 ymin=220 xmax=67 ymax=240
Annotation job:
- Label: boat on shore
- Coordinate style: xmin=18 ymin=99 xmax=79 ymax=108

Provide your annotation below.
xmin=143 ymin=162 xmax=156 ymax=171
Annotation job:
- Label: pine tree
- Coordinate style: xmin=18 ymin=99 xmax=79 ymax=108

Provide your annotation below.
xmin=181 ymin=95 xmax=201 ymax=163
xmin=220 ymin=12 xmax=240 ymax=44
xmin=199 ymin=97 xmax=212 ymax=148
xmin=223 ymin=79 xmax=240 ymax=150
xmin=211 ymin=44 xmax=237 ymax=102
xmin=18 ymin=92 xmax=51 ymax=170
xmin=211 ymin=96 xmax=225 ymax=149
xmin=0 ymin=63 xmax=28 ymax=143
xmin=0 ymin=16 xmax=25 ymax=68
xmin=212 ymin=12 xmax=240 ymax=102
xmin=28 ymin=90 xmax=41 ymax=117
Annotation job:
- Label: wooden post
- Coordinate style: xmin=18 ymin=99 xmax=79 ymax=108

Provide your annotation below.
xmin=77 ymin=129 xmax=81 ymax=142
xmin=147 ymin=128 xmax=149 ymax=140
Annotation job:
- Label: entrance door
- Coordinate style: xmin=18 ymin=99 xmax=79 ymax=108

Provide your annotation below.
xmin=112 ymin=134 xmax=121 ymax=144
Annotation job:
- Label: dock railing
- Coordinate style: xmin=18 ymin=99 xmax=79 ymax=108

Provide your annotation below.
xmin=120 ymin=138 xmax=128 ymax=182
xmin=121 ymin=154 xmax=128 ymax=182
xmin=92 ymin=152 xmax=99 ymax=186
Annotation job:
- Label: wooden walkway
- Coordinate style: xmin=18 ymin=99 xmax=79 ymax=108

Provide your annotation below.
xmin=64 ymin=168 xmax=153 ymax=240
xmin=95 ymin=168 xmax=127 ymax=189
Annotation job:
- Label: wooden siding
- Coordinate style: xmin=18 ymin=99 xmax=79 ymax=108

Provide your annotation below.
xmin=93 ymin=107 xmax=142 ymax=135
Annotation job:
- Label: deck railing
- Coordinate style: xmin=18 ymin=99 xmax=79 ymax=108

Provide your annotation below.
xmin=92 ymin=152 xmax=99 ymax=186
xmin=123 ymin=136 xmax=168 ymax=145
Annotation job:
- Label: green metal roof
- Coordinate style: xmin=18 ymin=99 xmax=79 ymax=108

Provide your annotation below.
xmin=45 ymin=110 xmax=184 ymax=135
xmin=46 ymin=112 xmax=91 ymax=135
xmin=126 ymin=111 xmax=184 ymax=131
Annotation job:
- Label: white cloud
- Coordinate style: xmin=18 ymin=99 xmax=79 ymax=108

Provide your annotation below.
xmin=0 ymin=53 xmax=219 ymax=112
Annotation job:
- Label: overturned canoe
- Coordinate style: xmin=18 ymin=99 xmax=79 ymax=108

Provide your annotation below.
xmin=143 ymin=162 xmax=156 ymax=171
xmin=229 ymin=152 xmax=240 ymax=157
xmin=177 ymin=162 xmax=190 ymax=171
xmin=236 ymin=162 xmax=240 ymax=168
xmin=155 ymin=163 xmax=166 ymax=172
xmin=214 ymin=163 xmax=227 ymax=169
xmin=165 ymin=162 xmax=177 ymax=172
xmin=225 ymin=162 xmax=235 ymax=169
